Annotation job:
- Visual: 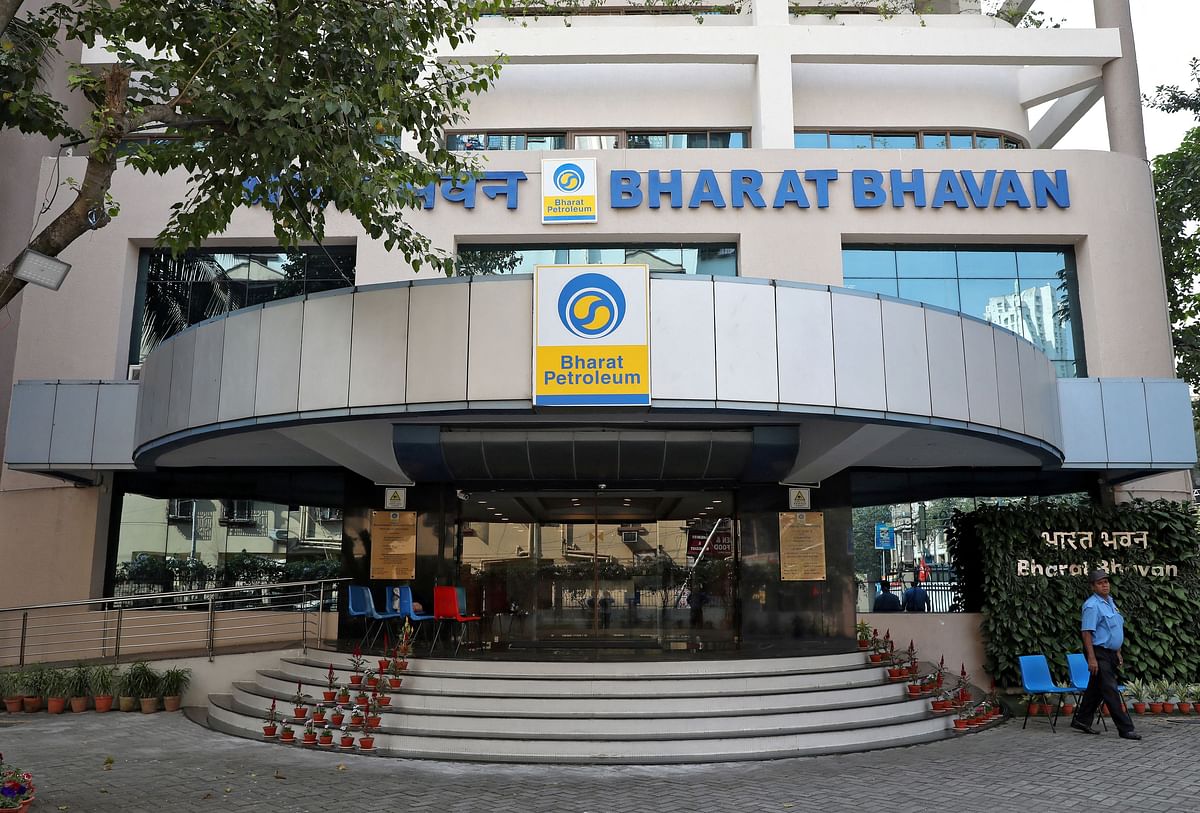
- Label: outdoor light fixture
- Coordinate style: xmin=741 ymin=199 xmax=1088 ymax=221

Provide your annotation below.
xmin=13 ymin=249 xmax=71 ymax=291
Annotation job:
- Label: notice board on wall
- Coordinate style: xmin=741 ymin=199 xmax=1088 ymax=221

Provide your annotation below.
xmin=369 ymin=511 xmax=417 ymax=580
xmin=779 ymin=512 xmax=826 ymax=581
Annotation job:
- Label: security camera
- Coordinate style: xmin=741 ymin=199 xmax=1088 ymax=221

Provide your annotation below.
xmin=456 ymin=489 xmax=471 ymax=501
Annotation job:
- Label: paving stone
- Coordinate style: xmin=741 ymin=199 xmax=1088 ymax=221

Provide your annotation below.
xmin=0 ymin=712 xmax=1195 ymax=812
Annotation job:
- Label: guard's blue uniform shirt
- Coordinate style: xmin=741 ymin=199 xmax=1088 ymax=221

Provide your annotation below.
xmin=1081 ymin=593 xmax=1124 ymax=650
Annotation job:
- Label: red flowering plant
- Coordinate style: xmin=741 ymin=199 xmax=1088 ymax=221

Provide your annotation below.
xmin=0 ymin=754 xmax=34 ymax=808
xmin=348 ymin=645 xmax=366 ymax=676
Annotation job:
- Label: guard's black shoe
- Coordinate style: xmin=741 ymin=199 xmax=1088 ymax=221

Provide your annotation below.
xmin=1070 ymin=719 xmax=1100 ymax=735
xmin=1119 ymin=731 xmax=1142 ymax=740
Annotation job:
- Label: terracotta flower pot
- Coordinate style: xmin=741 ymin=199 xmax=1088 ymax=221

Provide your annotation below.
xmin=22 ymin=696 xmax=42 ymax=713
xmin=857 ymin=639 xmax=869 ymax=650
xmin=398 ymin=662 xmax=408 ymax=672
xmin=350 ymin=714 xmax=364 ymax=727
xmin=1133 ymin=702 xmax=1146 ymax=714
xmin=1062 ymin=703 xmax=1075 ymax=716
xmin=302 ymin=733 xmax=317 ymax=745
xmin=953 ymin=719 xmax=968 ymax=730
xmin=140 ymin=697 xmax=159 ymax=714
xmin=280 ymin=731 xmax=295 ymax=743
xmin=322 ymin=691 xmax=337 ymax=702
xmin=331 ymin=713 xmax=345 ymax=727
xmin=388 ymin=678 xmax=402 ymax=690
xmin=319 ymin=734 xmax=334 ymax=746
xmin=47 ymin=697 xmax=67 ymax=714
xmin=868 ymin=654 xmax=883 ymax=664
xmin=293 ymin=706 xmax=308 ymax=720
xmin=359 ymin=736 xmax=375 ymax=750
xmin=312 ymin=711 xmax=326 ymax=724
xmin=340 ymin=735 xmax=355 ymax=748
xmin=349 ymin=674 xmax=363 ymax=686
xmin=1027 ymin=703 xmax=1042 ymax=716
xmin=365 ymin=677 xmax=379 ymax=689
xmin=4 ymin=697 xmax=23 ymax=713
xmin=119 ymin=696 xmax=136 ymax=713
xmin=1162 ymin=702 xmax=1175 ymax=714
xmin=263 ymin=725 xmax=277 ymax=738
xmin=69 ymin=696 xmax=88 ymax=713
xmin=336 ymin=693 xmax=350 ymax=704
xmin=378 ymin=696 xmax=391 ymax=707
xmin=1150 ymin=702 xmax=1163 ymax=714
xmin=378 ymin=659 xmax=391 ymax=672
xmin=1179 ymin=702 xmax=1193 ymax=714
xmin=94 ymin=695 xmax=114 ymax=713
xmin=163 ymin=696 xmax=182 ymax=712
xmin=907 ymin=685 xmax=921 ymax=697
xmin=366 ymin=715 xmax=382 ymax=728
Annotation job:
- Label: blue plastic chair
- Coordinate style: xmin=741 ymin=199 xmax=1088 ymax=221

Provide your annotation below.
xmin=390 ymin=585 xmax=434 ymax=638
xmin=348 ymin=585 xmax=404 ymax=650
xmin=1067 ymin=652 xmax=1125 ymax=731
xmin=1018 ymin=654 xmax=1075 ymax=731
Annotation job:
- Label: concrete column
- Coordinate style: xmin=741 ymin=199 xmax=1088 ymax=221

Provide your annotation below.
xmin=753 ymin=51 xmax=795 ymax=150
xmin=1093 ymin=0 xmax=1147 ymax=160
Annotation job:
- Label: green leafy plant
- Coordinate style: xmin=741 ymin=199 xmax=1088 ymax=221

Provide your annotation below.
xmin=1124 ymin=678 xmax=1147 ymax=703
xmin=158 ymin=667 xmax=191 ymax=698
xmin=20 ymin=665 xmax=47 ymax=698
xmin=0 ymin=670 xmax=17 ymax=700
xmin=42 ymin=667 xmax=67 ymax=700
xmin=90 ymin=664 xmax=117 ymax=697
xmin=65 ymin=663 xmax=91 ymax=699
xmin=123 ymin=661 xmax=160 ymax=700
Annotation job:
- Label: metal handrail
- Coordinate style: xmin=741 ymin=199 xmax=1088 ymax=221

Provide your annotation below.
xmin=0 ymin=577 xmax=350 ymax=667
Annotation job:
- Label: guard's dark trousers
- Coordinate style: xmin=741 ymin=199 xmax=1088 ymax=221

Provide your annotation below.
xmin=1074 ymin=647 xmax=1135 ymax=735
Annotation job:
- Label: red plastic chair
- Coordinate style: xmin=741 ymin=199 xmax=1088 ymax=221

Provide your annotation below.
xmin=429 ymin=585 xmax=481 ymax=656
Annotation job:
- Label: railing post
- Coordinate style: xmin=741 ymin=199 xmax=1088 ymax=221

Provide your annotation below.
xmin=207 ymin=594 xmax=216 ymax=663
xmin=113 ymin=607 xmax=123 ymax=663
xmin=300 ymin=586 xmax=310 ymax=655
xmin=18 ymin=611 xmax=28 ymax=667
xmin=316 ymin=581 xmax=326 ymax=651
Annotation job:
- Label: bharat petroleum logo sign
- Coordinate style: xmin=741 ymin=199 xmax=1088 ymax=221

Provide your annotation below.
xmin=552 ymin=162 xmax=585 ymax=194
xmin=558 ymin=273 xmax=625 ymax=339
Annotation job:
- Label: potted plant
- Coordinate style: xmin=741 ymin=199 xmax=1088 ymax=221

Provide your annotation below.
xmin=359 ymin=721 xmax=376 ymax=751
xmin=263 ymin=698 xmax=279 ymax=737
xmin=1148 ymin=679 xmax=1165 ymax=715
xmin=291 ymin=682 xmax=309 ymax=720
xmin=347 ymin=645 xmax=365 ymax=686
xmin=854 ymin=620 xmax=871 ymax=650
xmin=90 ymin=664 xmax=117 ymax=713
xmin=0 ymin=671 xmax=21 ymax=714
xmin=65 ymin=663 xmax=91 ymax=713
xmin=1180 ymin=684 xmax=1196 ymax=715
xmin=301 ymin=718 xmax=318 ymax=745
xmin=323 ymin=664 xmax=338 ymax=702
xmin=116 ymin=667 xmax=138 ymax=713
xmin=365 ymin=690 xmax=383 ymax=729
xmin=934 ymin=656 xmax=946 ymax=689
xmin=125 ymin=662 xmax=161 ymax=713
xmin=395 ymin=618 xmax=413 ymax=672
xmin=378 ymin=632 xmax=392 ymax=672
xmin=336 ymin=684 xmax=351 ymax=704
xmin=349 ymin=707 xmax=365 ymax=727
xmin=279 ymin=721 xmax=295 ymax=743
xmin=1125 ymin=679 xmax=1146 ymax=715
xmin=387 ymin=654 xmax=405 ymax=690
xmin=43 ymin=667 xmax=67 ymax=715
xmin=339 ymin=727 xmax=355 ymax=749
xmin=318 ymin=724 xmax=335 ymax=747
xmin=0 ymin=762 xmax=34 ymax=811
xmin=330 ymin=706 xmax=346 ymax=727
xmin=868 ymin=628 xmax=884 ymax=664
xmin=159 ymin=667 xmax=191 ymax=712
xmin=905 ymin=641 xmax=919 ymax=677
xmin=953 ymin=704 xmax=971 ymax=731
xmin=311 ymin=703 xmax=327 ymax=724
xmin=364 ymin=669 xmax=380 ymax=690
xmin=955 ymin=664 xmax=971 ymax=703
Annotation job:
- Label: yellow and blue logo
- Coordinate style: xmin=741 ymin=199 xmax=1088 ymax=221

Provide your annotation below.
xmin=552 ymin=163 xmax=585 ymax=194
xmin=542 ymin=158 xmax=598 ymax=224
xmin=558 ymin=273 xmax=625 ymax=339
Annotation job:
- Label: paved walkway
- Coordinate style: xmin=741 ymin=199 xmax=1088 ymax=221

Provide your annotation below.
xmin=2 ymin=711 xmax=1196 ymax=812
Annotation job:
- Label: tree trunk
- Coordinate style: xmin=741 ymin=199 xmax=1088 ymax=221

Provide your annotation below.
xmin=0 ymin=64 xmax=129 ymax=313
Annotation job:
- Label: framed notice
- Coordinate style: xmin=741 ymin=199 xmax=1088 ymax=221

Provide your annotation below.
xmin=779 ymin=512 xmax=826 ymax=581
xmin=369 ymin=511 xmax=417 ymax=580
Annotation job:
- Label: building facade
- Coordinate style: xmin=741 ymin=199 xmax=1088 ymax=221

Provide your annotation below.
xmin=0 ymin=0 xmax=1193 ymax=657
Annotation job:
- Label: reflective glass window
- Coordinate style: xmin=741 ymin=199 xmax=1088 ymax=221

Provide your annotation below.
xmin=686 ymin=133 xmax=709 ymax=149
xmin=574 ymin=134 xmax=619 ymax=149
xmin=1016 ymin=250 xmax=1067 ymax=280
xmin=956 ymin=249 xmax=1017 ymax=279
xmin=525 ymin=134 xmax=566 ymax=150
xmin=455 ymin=244 xmax=738 ymax=277
xmin=949 ymin=134 xmax=975 ymax=149
xmin=447 ymin=133 xmax=486 ymax=151
xmin=958 ymin=278 xmax=1022 ymax=323
xmin=976 ymin=135 xmax=1002 ymax=150
xmin=899 ymin=279 xmax=959 ymax=311
xmin=896 ymin=249 xmax=956 ymax=278
xmin=922 ymin=133 xmax=949 ymax=149
xmin=843 ymin=249 xmax=895 ymax=277
xmin=1004 ymin=138 xmax=1022 ymax=149
xmin=873 ymin=134 xmax=918 ymax=149
xmin=487 ymin=134 xmax=526 ymax=150
xmin=794 ymin=132 xmax=829 ymax=149
xmin=714 ymin=131 xmax=746 ymax=148
xmin=829 ymin=133 xmax=873 ymax=149
xmin=843 ymin=278 xmax=898 ymax=297
xmin=627 ymin=134 xmax=662 ymax=149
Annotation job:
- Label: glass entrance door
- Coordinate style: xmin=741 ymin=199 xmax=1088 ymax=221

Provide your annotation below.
xmin=458 ymin=490 xmax=736 ymax=653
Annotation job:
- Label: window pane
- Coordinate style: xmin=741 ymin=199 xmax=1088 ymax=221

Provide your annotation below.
xmin=1016 ymin=250 xmax=1067 ymax=280
xmin=955 ymin=249 xmax=1017 ymax=278
xmin=922 ymin=133 xmax=948 ymax=149
xmin=976 ymin=135 xmax=1001 ymax=150
xmin=898 ymin=278 xmax=960 ymax=310
xmin=1004 ymin=137 xmax=1022 ymax=149
xmin=668 ymin=133 xmax=689 ymax=149
xmin=949 ymin=134 xmax=974 ymax=149
xmin=843 ymin=278 xmax=898 ymax=297
xmin=829 ymin=133 xmax=873 ymax=149
xmin=455 ymin=245 xmax=736 ymax=276
xmin=896 ymin=249 xmax=956 ymax=278
xmin=960 ymin=278 xmax=1022 ymax=323
xmin=843 ymin=249 xmax=895 ymax=277
xmin=794 ymin=132 xmax=829 ymax=149
xmin=487 ymin=134 xmax=525 ymax=150
xmin=448 ymin=133 xmax=485 ymax=151
xmin=525 ymin=134 xmax=566 ymax=151
xmin=873 ymin=134 xmax=918 ymax=149
xmin=711 ymin=131 xmax=746 ymax=149
xmin=627 ymin=134 xmax=661 ymax=150
xmin=1017 ymin=278 xmax=1075 ymax=361
xmin=696 ymin=246 xmax=738 ymax=276
xmin=574 ymin=135 xmax=618 ymax=149
xmin=686 ymin=132 xmax=709 ymax=149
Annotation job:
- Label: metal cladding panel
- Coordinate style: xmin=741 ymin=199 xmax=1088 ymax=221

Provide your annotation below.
xmin=1017 ymin=340 xmax=1055 ymax=444
xmin=1057 ymin=379 xmax=1107 ymax=465
xmin=92 ymin=383 xmax=138 ymax=467
xmin=832 ymin=293 xmax=886 ymax=411
xmin=776 ymin=286 xmax=834 ymax=407
xmin=299 ymin=295 xmax=353 ymax=412
xmin=137 ymin=340 xmax=173 ymax=444
xmin=217 ymin=309 xmax=261 ymax=423
xmin=1100 ymin=379 xmax=1152 ymax=464
xmin=1144 ymin=379 xmax=1197 ymax=465
xmin=962 ymin=320 xmax=1001 ymax=428
xmin=714 ymin=281 xmax=777 ymax=403
xmin=993 ymin=331 xmax=1024 ymax=434
xmin=189 ymin=321 xmax=224 ymax=428
xmin=6 ymin=383 xmax=56 ymax=465
xmin=468 ymin=279 xmax=533 ymax=402
xmin=650 ymin=278 xmax=716 ymax=401
xmin=925 ymin=309 xmax=969 ymax=423
xmin=254 ymin=301 xmax=303 ymax=416
xmin=407 ymin=283 xmax=469 ymax=404
xmin=880 ymin=300 xmax=930 ymax=417
xmin=49 ymin=383 xmax=99 ymax=465
xmin=349 ymin=287 xmax=409 ymax=407
xmin=165 ymin=329 xmax=195 ymax=434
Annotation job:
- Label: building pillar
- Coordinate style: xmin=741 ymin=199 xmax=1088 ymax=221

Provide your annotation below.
xmin=1093 ymin=0 xmax=1147 ymax=160
xmin=751 ymin=0 xmax=794 ymax=150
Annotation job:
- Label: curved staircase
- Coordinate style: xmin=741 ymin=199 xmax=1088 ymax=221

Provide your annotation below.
xmin=204 ymin=649 xmax=955 ymax=763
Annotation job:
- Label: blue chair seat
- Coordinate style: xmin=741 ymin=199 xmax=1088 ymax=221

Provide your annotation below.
xmin=1018 ymin=654 xmax=1075 ymax=732
xmin=1066 ymin=652 xmax=1124 ymax=731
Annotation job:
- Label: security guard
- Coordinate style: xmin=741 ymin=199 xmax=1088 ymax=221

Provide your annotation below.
xmin=1070 ymin=568 xmax=1141 ymax=740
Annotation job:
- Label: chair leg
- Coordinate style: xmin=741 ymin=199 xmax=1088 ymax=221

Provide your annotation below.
xmin=1050 ymin=695 xmax=1060 ymax=732
xmin=1022 ymin=701 xmax=1030 ymax=730
xmin=429 ymin=621 xmax=443 ymax=656
xmin=453 ymin=621 xmax=463 ymax=657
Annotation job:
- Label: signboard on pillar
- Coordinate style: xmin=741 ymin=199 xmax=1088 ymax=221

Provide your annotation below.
xmin=533 ymin=264 xmax=650 ymax=406
xmin=779 ymin=512 xmax=826 ymax=581
xmin=369 ymin=511 xmax=417 ymax=580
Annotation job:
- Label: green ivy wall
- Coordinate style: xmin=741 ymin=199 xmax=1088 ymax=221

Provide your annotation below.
xmin=946 ymin=500 xmax=1200 ymax=687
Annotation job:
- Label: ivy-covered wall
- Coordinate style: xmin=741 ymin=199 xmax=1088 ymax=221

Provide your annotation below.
xmin=946 ymin=500 xmax=1200 ymax=687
